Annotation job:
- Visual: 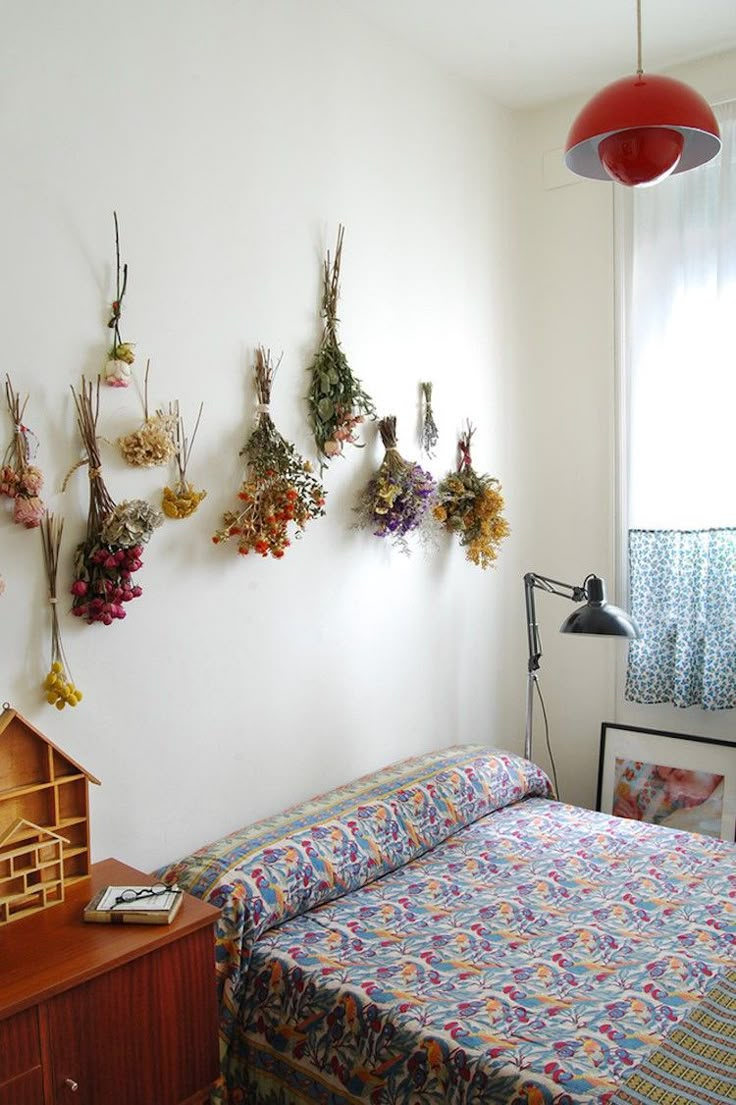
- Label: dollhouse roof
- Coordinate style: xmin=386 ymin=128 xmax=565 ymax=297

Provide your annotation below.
xmin=0 ymin=818 xmax=70 ymax=848
xmin=0 ymin=705 xmax=101 ymax=786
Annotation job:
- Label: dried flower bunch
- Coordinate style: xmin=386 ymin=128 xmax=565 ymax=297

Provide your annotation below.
xmin=354 ymin=415 xmax=436 ymax=553
xmin=69 ymin=377 xmax=162 ymax=624
xmin=433 ymin=422 xmax=510 ymax=569
xmin=104 ymin=212 xmax=135 ymax=387
xmin=420 ymin=381 xmax=439 ymax=458
xmin=213 ymin=346 xmax=326 ymax=558
xmin=119 ymin=361 xmax=177 ymax=467
xmin=40 ymin=515 xmax=82 ymax=709
xmin=307 ymin=225 xmax=375 ymax=465
xmin=161 ymin=400 xmax=206 ymax=519
xmin=1 ymin=375 xmax=46 ymax=528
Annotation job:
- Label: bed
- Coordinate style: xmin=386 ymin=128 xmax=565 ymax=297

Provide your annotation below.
xmin=157 ymin=745 xmax=736 ymax=1105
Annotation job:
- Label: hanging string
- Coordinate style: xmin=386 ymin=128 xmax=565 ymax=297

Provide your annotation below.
xmin=636 ymin=0 xmax=643 ymax=76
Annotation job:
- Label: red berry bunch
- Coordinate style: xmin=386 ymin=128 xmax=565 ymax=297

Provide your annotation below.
xmin=71 ymin=543 xmax=144 ymax=624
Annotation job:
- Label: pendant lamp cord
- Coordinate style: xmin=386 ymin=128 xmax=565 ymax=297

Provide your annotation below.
xmin=636 ymin=0 xmax=643 ymax=76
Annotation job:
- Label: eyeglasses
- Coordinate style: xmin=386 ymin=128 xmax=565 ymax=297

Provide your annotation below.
xmin=112 ymin=883 xmax=182 ymax=908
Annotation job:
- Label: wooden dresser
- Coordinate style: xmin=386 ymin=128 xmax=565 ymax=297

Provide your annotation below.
xmin=0 ymin=857 xmax=220 ymax=1105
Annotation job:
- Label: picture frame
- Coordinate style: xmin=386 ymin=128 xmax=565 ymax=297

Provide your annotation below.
xmin=596 ymin=722 xmax=736 ymax=841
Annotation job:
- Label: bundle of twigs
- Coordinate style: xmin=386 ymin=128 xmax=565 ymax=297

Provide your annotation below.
xmin=0 ymin=375 xmax=46 ymax=528
xmin=69 ymin=377 xmax=162 ymax=624
xmin=40 ymin=514 xmax=82 ymax=709
xmin=307 ymin=225 xmax=375 ymax=465
xmin=213 ymin=346 xmax=326 ymax=557
xmin=161 ymin=400 xmax=206 ymax=519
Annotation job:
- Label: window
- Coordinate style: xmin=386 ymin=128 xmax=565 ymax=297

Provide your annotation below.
xmin=617 ymin=100 xmax=736 ymax=710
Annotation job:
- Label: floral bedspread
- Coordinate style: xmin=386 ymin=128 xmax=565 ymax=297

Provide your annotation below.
xmin=236 ymin=800 xmax=735 ymax=1105
xmin=156 ymin=744 xmax=552 ymax=1102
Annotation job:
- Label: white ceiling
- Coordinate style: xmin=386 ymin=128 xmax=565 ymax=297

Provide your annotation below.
xmin=341 ymin=0 xmax=736 ymax=109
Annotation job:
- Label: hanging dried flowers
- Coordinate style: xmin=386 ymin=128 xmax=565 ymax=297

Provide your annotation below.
xmin=420 ymin=381 xmax=439 ymax=458
xmin=307 ymin=225 xmax=375 ymax=465
xmin=354 ymin=415 xmax=436 ymax=553
xmin=213 ymin=346 xmax=326 ymax=558
xmin=68 ymin=377 xmax=162 ymax=624
xmin=161 ymin=401 xmax=206 ymax=519
xmin=104 ymin=212 xmax=135 ymax=387
xmin=1 ymin=376 xmax=46 ymax=528
xmin=40 ymin=515 xmax=82 ymax=710
xmin=433 ymin=422 xmax=510 ymax=569
xmin=118 ymin=361 xmax=177 ymax=467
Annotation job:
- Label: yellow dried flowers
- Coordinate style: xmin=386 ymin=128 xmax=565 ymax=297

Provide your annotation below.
xmin=433 ymin=423 xmax=510 ymax=569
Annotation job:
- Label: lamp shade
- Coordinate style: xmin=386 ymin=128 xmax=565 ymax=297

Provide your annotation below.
xmin=565 ymin=73 xmax=721 ymax=185
xmin=560 ymin=576 xmax=639 ymax=638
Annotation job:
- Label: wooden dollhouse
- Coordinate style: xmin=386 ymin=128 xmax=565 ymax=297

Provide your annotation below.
xmin=0 ymin=704 xmax=100 ymax=925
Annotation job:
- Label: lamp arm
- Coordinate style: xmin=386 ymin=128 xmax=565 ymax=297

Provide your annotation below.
xmin=524 ymin=572 xmax=588 ymax=672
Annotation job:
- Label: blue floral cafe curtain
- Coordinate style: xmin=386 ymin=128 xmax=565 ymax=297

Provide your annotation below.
xmin=625 ymin=528 xmax=736 ymax=710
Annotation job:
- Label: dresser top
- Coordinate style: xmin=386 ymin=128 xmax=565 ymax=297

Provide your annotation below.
xmin=0 ymin=857 xmax=219 ymax=1020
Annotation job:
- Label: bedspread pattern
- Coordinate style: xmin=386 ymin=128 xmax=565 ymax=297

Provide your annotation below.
xmin=156 ymin=745 xmax=552 ymax=1099
xmin=238 ymin=799 xmax=736 ymax=1105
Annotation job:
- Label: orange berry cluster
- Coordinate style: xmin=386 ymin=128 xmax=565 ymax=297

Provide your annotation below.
xmin=213 ymin=465 xmax=325 ymax=559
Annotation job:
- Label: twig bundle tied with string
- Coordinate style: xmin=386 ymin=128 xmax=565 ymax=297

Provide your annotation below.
xmin=104 ymin=211 xmax=136 ymax=387
xmin=433 ymin=422 xmax=510 ymax=569
xmin=118 ymin=361 xmax=177 ymax=467
xmin=162 ymin=401 xmax=206 ymax=519
xmin=68 ymin=377 xmax=162 ymax=624
xmin=420 ymin=381 xmax=439 ymax=458
xmin=213 ymin=347 xmax=326 ymax=558
xmin=354 ymin=416 xmax=436 ymax=554
xmin=0 ymin=375 xmax=46 ymax=528
xmin=307 ymin=225 xmax=375 ymax=465
xmin=40 ymin=515 xmax=82 ymax=709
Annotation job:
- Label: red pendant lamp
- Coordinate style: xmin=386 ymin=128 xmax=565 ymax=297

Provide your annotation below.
xmin=564 ymin=0 xmax=721 ymax=186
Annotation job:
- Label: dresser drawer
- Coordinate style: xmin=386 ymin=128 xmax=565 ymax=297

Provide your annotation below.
xmin=0 ymin=1007 xmax=41 ymax=1083
xmin=0 ymin=1067 xmax=45 ymax=1105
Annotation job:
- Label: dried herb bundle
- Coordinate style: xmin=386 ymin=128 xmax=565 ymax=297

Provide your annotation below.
xmin=307 ymin=225 xmax=375 ymax=465
xmin=0 ymin=375 xmax=46 ymax=528
xmin=420 ymin=381 xmax=439 ymax=458
xmin=213 ymin=347 xmax=326 ymax=558
xmin=40 ymin=514 xmax=82 ymax=709
xmin=104 ymin=211 xmax=135 ymax=387
xmin=118 ymin=361 xmax=177 ymax=467
xmin=69 ymin=377 xmax=162 ymax=624
xmin=433 ymin=422 xmax=510 ymax=569
xmin=161 ymin=400 xmax=206 ymax=519
xmin=354 ymin=416 xmax=435 ymax=553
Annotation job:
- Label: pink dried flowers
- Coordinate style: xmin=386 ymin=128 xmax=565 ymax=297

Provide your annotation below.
xmin=1 ymin=375 xmax=46 ymax=528
xmin=69 ymin=377 xmax=162 ymax=625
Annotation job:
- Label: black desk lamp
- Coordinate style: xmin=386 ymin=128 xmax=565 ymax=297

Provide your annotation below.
xmin=524 ymin=572 xmax=639 ymax=767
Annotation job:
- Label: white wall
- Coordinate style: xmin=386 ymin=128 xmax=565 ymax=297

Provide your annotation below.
xmin=514 ymin=50 xmax=736 ymax=807
xmin=0 ymin=1 xmax=524 ymax=871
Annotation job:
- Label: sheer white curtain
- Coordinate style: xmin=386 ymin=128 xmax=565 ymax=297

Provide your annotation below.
xmin=621 ymin=100 xmax=736 ymax=531
xmin=617 ymin=100 xmax=736 ymax=710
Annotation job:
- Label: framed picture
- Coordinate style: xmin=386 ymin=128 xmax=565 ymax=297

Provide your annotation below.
xmin=596 ymin=722 xmax=736 ymax=841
